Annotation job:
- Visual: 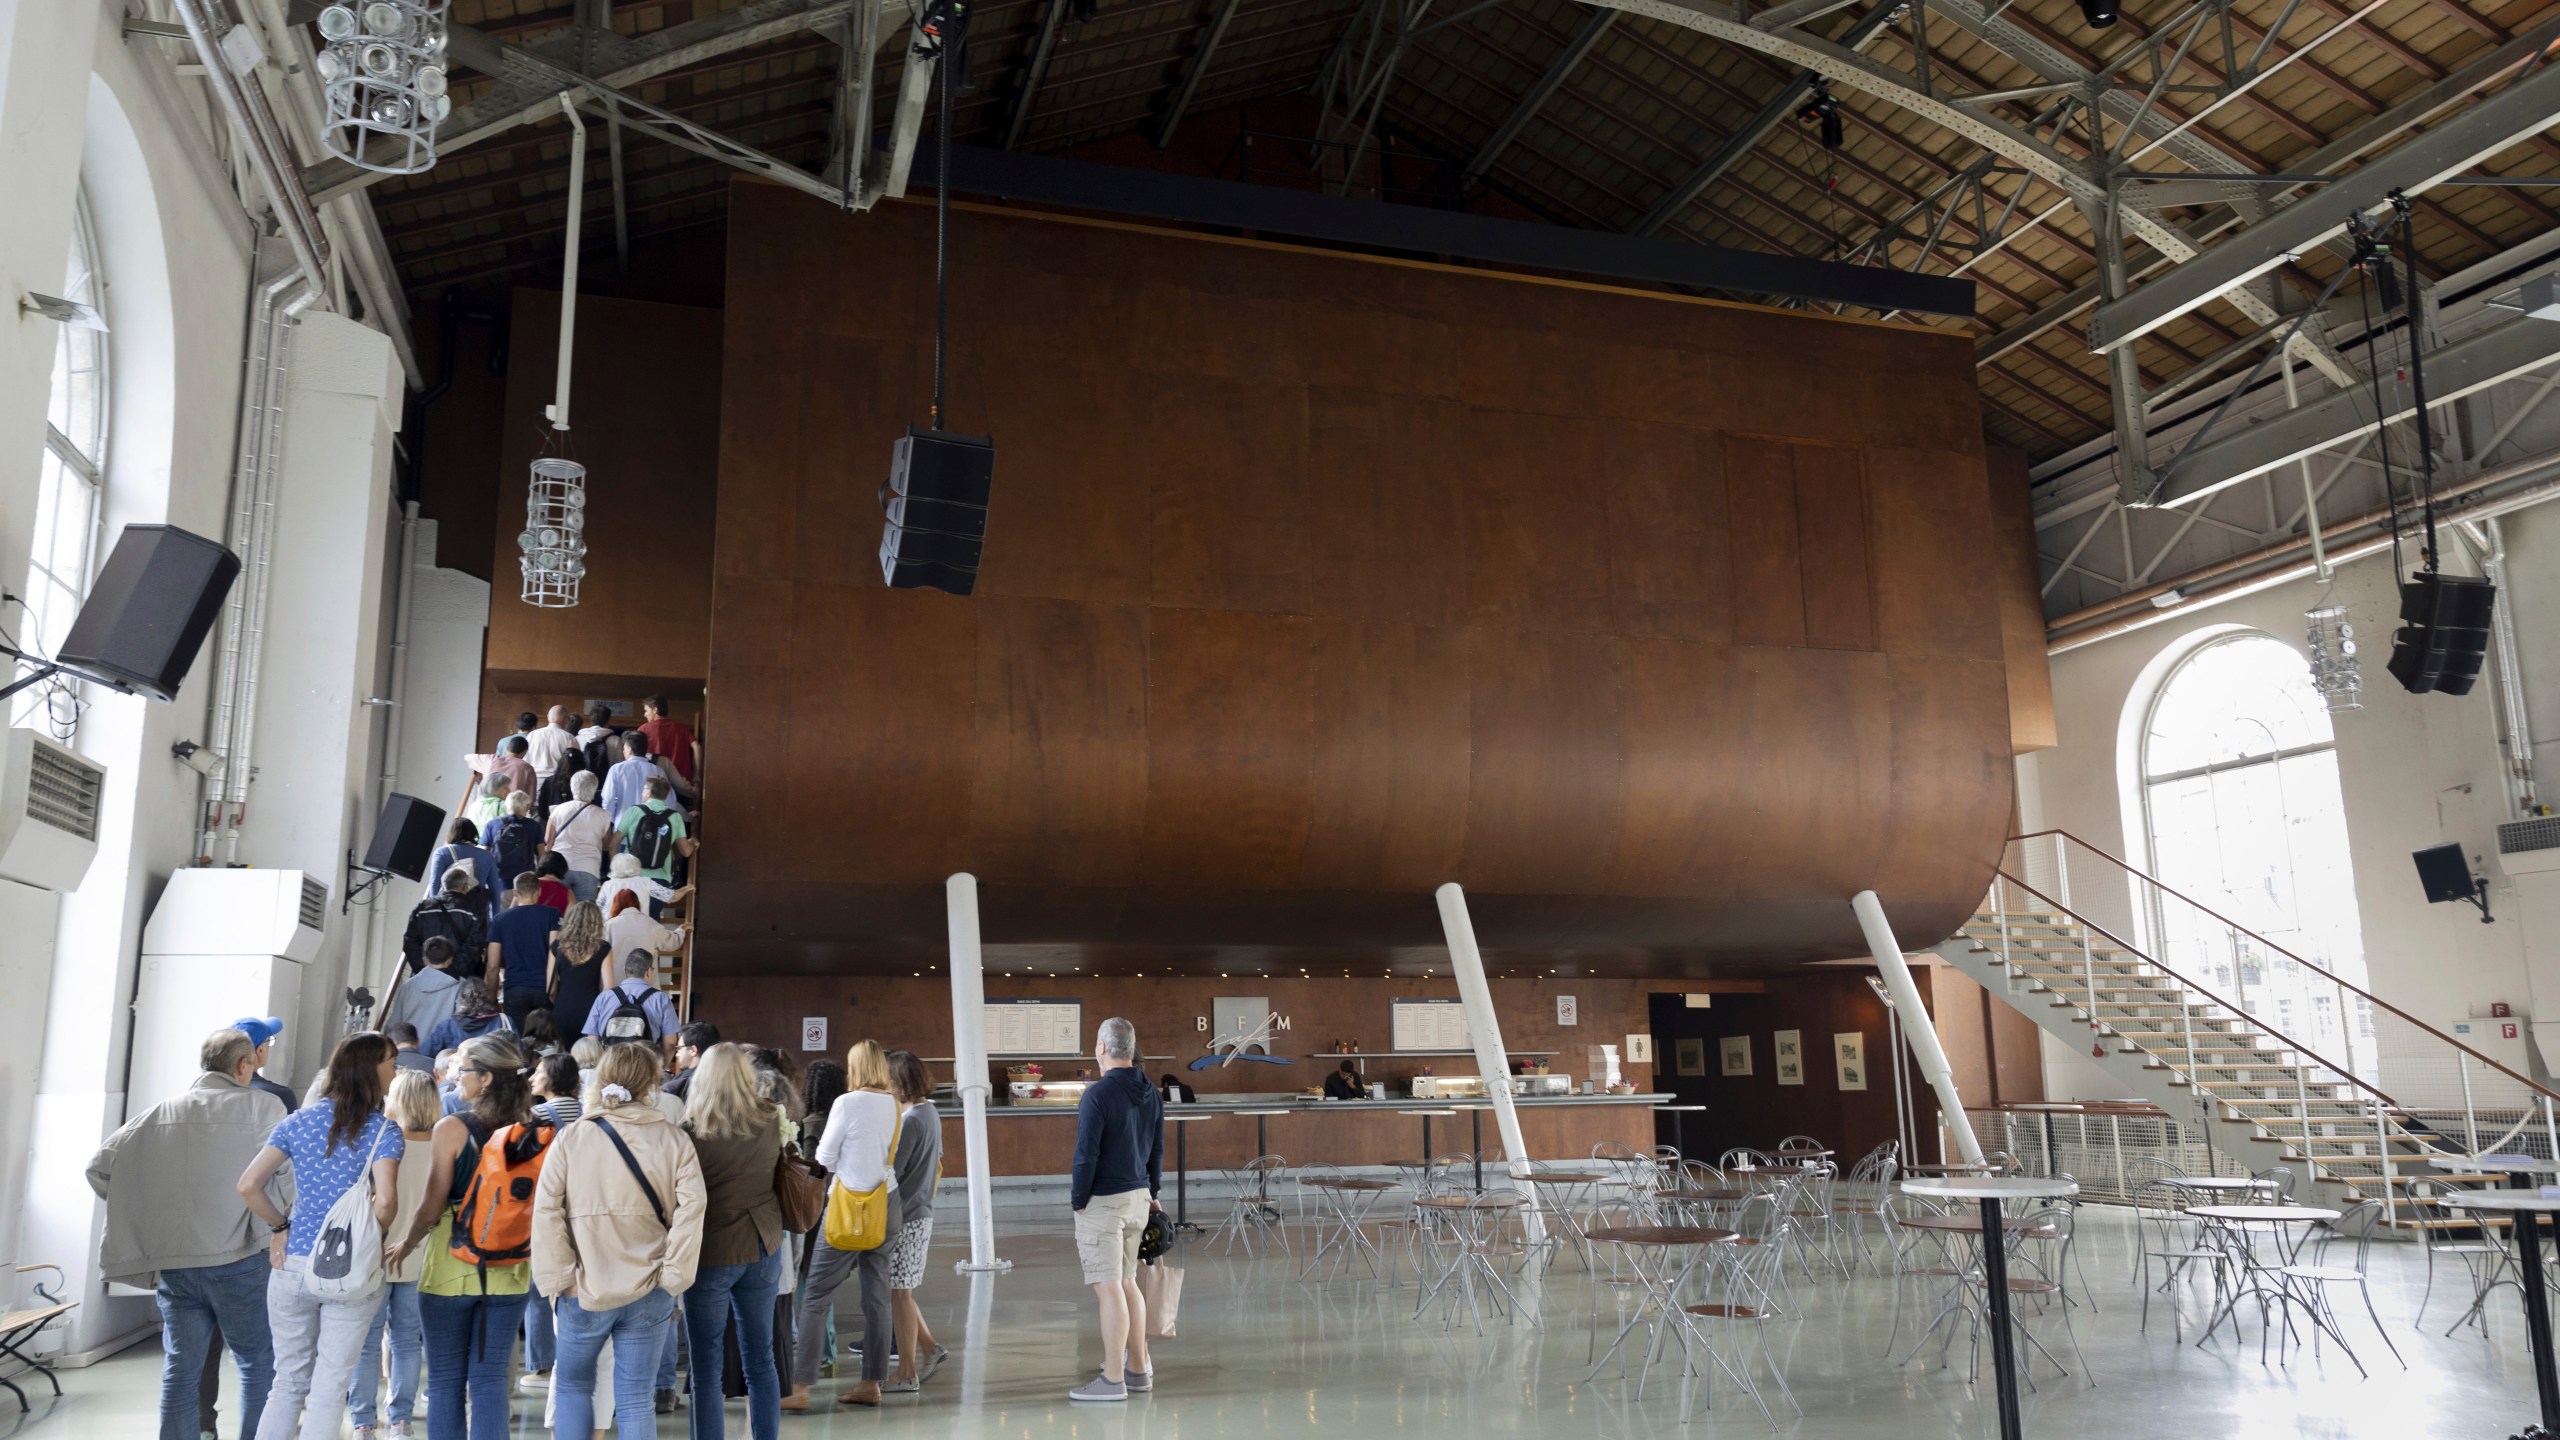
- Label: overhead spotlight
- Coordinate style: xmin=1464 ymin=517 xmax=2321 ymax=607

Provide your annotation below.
xmin=2077 ymin=0 xmax=2118 ymax=24
xmin=1794 ymin=80 xmax=1844 ymax=151
xmin=171 ymin=739 xmax=224 ymax=777
xmin=2306 ymin=604 xmax=2362 ymax=711
xmin=316 ymin=0 xmax=446 ymax=175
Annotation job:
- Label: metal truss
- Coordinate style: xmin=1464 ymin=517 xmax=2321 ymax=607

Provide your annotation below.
xmin=1312 ymin=0 xmax=1442 ymax=193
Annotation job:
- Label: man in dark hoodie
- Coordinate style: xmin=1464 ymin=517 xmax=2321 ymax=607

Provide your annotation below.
xmin=1065 ymin=1016 xmax=1162 ymax=1404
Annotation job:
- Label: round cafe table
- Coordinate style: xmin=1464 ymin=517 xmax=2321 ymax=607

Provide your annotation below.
xmin=2183 ymin=1204 xmax=2340 ymax=1356
xmin=2442 ymin=1190 xmax=2560 ymax=1430
xmin=1517 ymin=1171 xmax=1610 ymax=1268
xmin=1300 ymin=1177 xmax=1403 ymax=1284
xmin=1582 ymin=1225 xmax=1739 ymax=1392
xmin=2430 ymin=1154 xmax=2560 ymax=1187
xmin=1903 ymin=1176 xmax=2078 ymax=1440
xmin=1164 ymin=1112 xmax=1217 ymax=1232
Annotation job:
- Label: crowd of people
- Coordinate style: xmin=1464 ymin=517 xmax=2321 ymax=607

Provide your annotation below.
xmin=89 ymin=1014 xmax=956 ymax=1440
xmin=80 ymin=694 xmax=1179 ymax=1437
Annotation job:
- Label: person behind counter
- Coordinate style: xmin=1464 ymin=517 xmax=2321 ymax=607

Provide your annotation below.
xmin=1322 ymin=1062 xmax=1361 ymax=1101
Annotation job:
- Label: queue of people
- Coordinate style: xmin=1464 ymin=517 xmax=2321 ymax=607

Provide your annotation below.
xmin=89 ymin=1006 xmax=980 ymax=1440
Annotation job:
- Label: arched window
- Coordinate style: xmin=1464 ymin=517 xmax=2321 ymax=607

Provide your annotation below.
xmin=2139 ymin=631 xmax=2371 ymax=1070
xmin=18 ymin=187 xmax=109 ymax=737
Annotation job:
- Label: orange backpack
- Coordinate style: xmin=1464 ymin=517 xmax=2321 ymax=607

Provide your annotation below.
xmin=450 ymin=1120 xmax=555 ymax=1270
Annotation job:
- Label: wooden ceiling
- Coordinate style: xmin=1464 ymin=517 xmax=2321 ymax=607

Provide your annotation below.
xmin=366 ymin=0 xmax=2560 ymax=459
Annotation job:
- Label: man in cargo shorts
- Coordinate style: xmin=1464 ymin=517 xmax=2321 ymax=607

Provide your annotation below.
xmin=1067 ymin=1016 xmax=1162 ymax=1402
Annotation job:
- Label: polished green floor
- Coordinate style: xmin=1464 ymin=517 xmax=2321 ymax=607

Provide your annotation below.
xmin=2 ymin=1205 xmax=2544 ymax=1438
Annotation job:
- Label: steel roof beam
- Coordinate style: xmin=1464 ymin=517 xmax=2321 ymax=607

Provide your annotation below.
xmin=2091 ymin=62 xmax=2560 ymax=358
xmin=2157 ymin=316 xmax=2560 ymax=506
xmin=1006 ymin=0 xmax=1073 ymax=150
xmin=1157 ymin=0 xmax=1250 ymax=146
xmin=1462 ymin=8 xmax=1613 ymax=185
xmin=303 ymin=0 xmax=872 ymax=205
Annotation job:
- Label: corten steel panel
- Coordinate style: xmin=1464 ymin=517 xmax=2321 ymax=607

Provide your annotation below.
xmin=702 ymin=184 xmax=2009 ymax=975
xmin=1793 ymin=444 xmax=1876 ymax=652
xmin=1985 ymin=447 xmax=2058 ymax=754
xmin=1726 ymin=436 xmax=1807 ymax=648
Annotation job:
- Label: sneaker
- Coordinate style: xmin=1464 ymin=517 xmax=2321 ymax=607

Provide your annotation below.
xmin=921 ymin=1346 xmax=952 ymax=1383
xmin=390 ymin=1425 xmax=415 ymax=1440
xmin=881 ymin=1376 xmax=920 ymax=1394
xmin=518 ymin=1370 xmax=551 ymax=1392
xmin=1068 ymin=1374 xmax=1129 ymax=1403
xmin=654 ymin=1388 xmax=681 ymax=1415
xmin=1125 ymin=1367 xmax=1153 ymax=1393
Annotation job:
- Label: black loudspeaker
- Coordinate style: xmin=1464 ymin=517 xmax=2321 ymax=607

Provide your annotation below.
xmin=362 ymin=793 xmax=446 ymax=881
xmin=2386 ymin=571 xmax=2497 ymax=697
xmin=2413 ymin=843 xmax=2476 ymax=904
xmin=55 ymin=525 xmax=240 ymax=703
xmin=878 ymin=428 xmax=994 ymax=597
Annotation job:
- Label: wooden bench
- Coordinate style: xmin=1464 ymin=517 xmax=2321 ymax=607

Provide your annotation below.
xmin=0 ymin=1264 xmax=75 ymax=1411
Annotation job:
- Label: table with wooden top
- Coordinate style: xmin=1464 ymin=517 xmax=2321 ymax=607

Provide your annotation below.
xmin=1582 ymin=1224 xmax=1740 ymax=1390
xmin=1300 ymin=1176 xmax=1403 ymax=1284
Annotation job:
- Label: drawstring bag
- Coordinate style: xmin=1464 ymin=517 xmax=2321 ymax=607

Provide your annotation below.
xmin=305 ymin=1125 xmax=394 ymax=1302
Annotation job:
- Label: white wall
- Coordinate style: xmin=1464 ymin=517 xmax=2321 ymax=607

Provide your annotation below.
xmin=2020 ymin=518 xmax=2554 ymax=1099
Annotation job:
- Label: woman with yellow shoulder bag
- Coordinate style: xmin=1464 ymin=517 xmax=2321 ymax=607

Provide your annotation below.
xmin=781 ymin=1041 xmax=900 ymax=1411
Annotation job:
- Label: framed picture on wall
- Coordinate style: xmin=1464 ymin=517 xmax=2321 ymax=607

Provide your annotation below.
xmin=1834 ymin=1032 xmax=1867 ymax=1091
xmin=1675 ymin=1038 xmax=1706 ymax=1076
xmin=1719 ymin=1035 xmax=1753 ymax=1077
xmin=1774 ymin=1030 xmax=1803 ymax=1086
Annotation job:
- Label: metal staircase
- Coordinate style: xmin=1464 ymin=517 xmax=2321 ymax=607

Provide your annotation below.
xmin=1935 ymin=832 xmax=2560 ymax=1226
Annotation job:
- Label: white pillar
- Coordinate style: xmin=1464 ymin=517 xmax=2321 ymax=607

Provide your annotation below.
xmin=1435 ymin=883 xmax=1545 ymax=1243
xmin=1852 ymin=890 xmax=1986 ymax=1165
xmin=945 ymin=873 xmax=1009 ymax=1271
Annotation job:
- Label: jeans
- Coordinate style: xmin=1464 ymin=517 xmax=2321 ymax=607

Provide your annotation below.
xmin=684 ymin=1250 xmax=781 ymax=1440
xmin=657 ymin=1306 xmax=680 ymax=1393
xmin=501 ymin=984 xmax=548 ymax=1031
xmin=791 ymin=1238 xmax=892 ymax=1387
xmin=347 ymin=1280 xmax=422 ymax=1428
xmin=524 ymin=1283 xmax=555 ymax=1372
xmin=158 ymin=1253 xmax=273 ymax=1440
xmin=256 ymin=1258 xmax=376 ymax=1440
xmin=565 ymin=869 xmax=599 ymax=906
xmin=418 ymin=1289 xmax=530 ymax=1440
xmin=555 ymin=1289 xmax=675 ymax=1440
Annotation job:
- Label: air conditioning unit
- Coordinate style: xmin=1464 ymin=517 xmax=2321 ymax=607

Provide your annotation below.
xmin=2499 ymin=817 xmax=2560 ymax=876
xmin=130 ymin=869 xmax=329 ymax=1109
xmin=0 ymin=725 xmax=105 ymax=892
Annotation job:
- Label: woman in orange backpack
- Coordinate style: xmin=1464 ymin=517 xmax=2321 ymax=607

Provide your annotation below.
xmin=384 ymin=1034 xmax=545 ymax=1440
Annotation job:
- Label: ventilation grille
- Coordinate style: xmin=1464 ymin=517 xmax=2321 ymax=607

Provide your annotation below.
xmin=24 ymin=741 xmax=102 ymax=842
xmin=299 ymin=875 xmax=328 ymax=932
xmin=2499 ymin=817 xmax=2560 ymax=855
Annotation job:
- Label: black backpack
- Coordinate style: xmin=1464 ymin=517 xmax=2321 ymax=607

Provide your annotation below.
xmin=625 ymin=805 xmax=678 ymax=871
xmin=602 ymin=982 xmax=660 ymax=1042
xmin=487 ymin=814 xmax=542 ymax=885
xmin=582 ymin=732 xmax=618 ymax=779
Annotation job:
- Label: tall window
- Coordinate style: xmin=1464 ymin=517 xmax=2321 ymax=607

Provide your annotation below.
xmin=2140 ymin=631 xmax=2372 ymax=1072
xmin=18 ymin=188 xmax=108 ymax=738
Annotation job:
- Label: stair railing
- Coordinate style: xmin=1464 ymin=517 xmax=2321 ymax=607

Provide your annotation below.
xmin=2005 ymin=830 xmax=2560 ymax=1171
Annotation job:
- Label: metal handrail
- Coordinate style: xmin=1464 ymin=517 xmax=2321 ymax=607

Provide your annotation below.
xmin=1989 ymin=869 xmax=2414 ymax=1119
xmin=2012 ymin=828 xmax=2560 ymax=1106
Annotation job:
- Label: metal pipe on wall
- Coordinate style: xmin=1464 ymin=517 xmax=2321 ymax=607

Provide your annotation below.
xmin=363 ymin=500 xmax=423 ymax=1000
xmin=1434 ymin=882 xmax=1546 ymax=1245
xmin=1851 ymin=890 xmax=1987 ymax=1166
xmin=2462 ymin=517 xmax=2539 ymax=814
xmin=945 ymin=873 xmax=1010 ymax=1271
xmin=219 ymin=281 xmax=317 ymax=866
xmin=170 ymin=0 xmax=333 ymax=297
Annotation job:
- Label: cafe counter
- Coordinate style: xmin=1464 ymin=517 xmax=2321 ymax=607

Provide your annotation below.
xmin=926 ymin=1092 xmax=1670 ymax=1177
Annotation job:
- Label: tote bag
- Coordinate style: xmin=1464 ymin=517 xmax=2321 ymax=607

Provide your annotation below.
xmin=305 ymin=1127 xmax=394 ymax=1302
xmin=820 ymin=1109 xmax=898 ymax=1252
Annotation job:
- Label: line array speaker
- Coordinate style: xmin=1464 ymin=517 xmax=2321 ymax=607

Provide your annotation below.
xmin=878 ymin=427 xmax=994 ymax=597
xmin=2385 ymin=571 xmax=2496 ymax=697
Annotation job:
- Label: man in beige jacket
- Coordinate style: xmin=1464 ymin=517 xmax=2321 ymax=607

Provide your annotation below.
xmin=532 ymin=1041 xmax=705 ymax=1439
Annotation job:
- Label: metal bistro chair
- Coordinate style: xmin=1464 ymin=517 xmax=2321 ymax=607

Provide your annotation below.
xmin=2002 ymin=1206 xmax=2092 ymax=1390
xmin=2123 ymin=1156 xmax=2190 ymax=1284
xmin=2279 ymin=1198 xmax=2404 ymax=1375
xmin=1418 ymin=1193 xmax=1540 ymax=1336
xmin=1722 ymin=1146 xmax=1777 ymax=1172
xmin=1881 ymin=1191 xmax=1968 ymax=1360
xmin=1209 ymin=1155 xmax=1295 ymax=1259
xmin=1834 ymin=1142 xmax=1900 ymax=1274
xmin=2407 ymin=1177 xmax=2518 ymax=1335
xmin=1782 ymin=1160 xmax=1846 ymax=1279
xmin=1373 ymin=1153 xmax=1471 ymax=1286
xmin=2135 ymin=1174 xmax=2231 ymax=1340
xmin=1678 ymin=1211 xmax=1802 ymax=1428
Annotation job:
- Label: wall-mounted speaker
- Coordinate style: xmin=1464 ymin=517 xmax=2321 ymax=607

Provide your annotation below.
xmin=361 ymin=793 xmax=446 ymax=881
xmin=55 ymin=525 xmax=240 ymax=703
xmin=2385 ymin=571 xmax=2496 ymax=697
xmin=878 ymin=427 xmax=993 ymax=597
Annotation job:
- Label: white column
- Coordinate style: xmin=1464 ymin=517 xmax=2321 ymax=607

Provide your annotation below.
xmin=945 ymin=873 xmax=1009 ymax=1271
xmin=1435 ymin=883 xmax=1546 ymax=1243
xmin=1852 ymin=890 xmax=1986 ymax=1165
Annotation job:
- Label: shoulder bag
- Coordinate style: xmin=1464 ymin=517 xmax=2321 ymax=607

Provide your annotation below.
xmin=820 ymin=1100 xmax=899 ymax=1252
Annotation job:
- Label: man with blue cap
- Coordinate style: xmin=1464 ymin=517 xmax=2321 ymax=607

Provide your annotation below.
xmin=230 ymin=1017 xmax=299 ymax=1114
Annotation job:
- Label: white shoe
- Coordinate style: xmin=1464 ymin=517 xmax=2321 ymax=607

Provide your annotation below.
xmin=518 ymin=1370 xmax=551 ymax=1391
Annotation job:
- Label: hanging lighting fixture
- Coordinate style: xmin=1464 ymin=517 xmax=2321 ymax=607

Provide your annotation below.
xmin=2306 ymin=604 xmax=2361 ymax=712
xmin=520 ymin=97 xmax=588 ymax=608
xmin=314 ymin=0 xmax=449 ymax=175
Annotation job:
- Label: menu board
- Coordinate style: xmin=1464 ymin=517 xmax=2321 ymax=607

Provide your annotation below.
xmin=984 ymin=998 xmax=1084 ymax=1056
xmin=1392 ymin=998 xmax=1471 ymax=1051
